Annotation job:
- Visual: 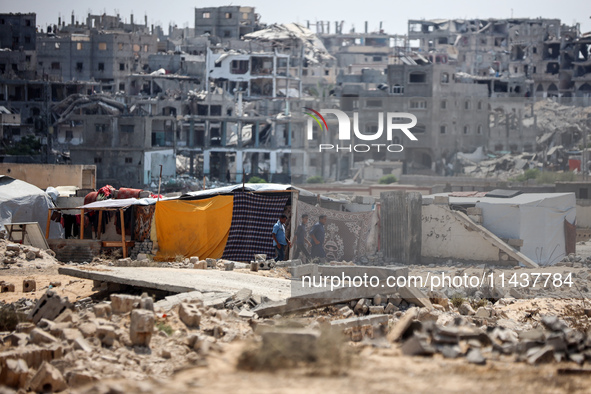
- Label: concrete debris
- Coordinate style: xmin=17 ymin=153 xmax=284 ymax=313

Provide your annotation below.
xmin=28 ymin=361 xmax=68 ymax=393
xmin=179 ymin=302 xmax=202 ymax=328
xmin=28 ymin=290 xmax=72 ymax=324
xmin=130 ymin=309 xmax=155 ymax=347
xmin=22 ymin=279 xmax=36 ymax=292
xmin=110 ymin=294 xmax=141 ymax=314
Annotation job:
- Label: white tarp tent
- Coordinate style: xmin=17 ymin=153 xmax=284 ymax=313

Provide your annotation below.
xmin=440 ymin=192 xmax=576 ymax=266
xmin=0 ymin=176 xmax=63 ymax=239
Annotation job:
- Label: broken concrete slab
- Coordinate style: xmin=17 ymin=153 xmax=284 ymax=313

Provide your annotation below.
xmin=388 ymin=307 xmax=419 ymax=342
xmin=330 ymin=314 xmax=389 ymax=329
xmin=400 ymin=334 xmax=435 ymax=356
xmin=2 ymin=358 xmax=29 ymax=389
xmin=398 ymin=286 xmax=433 ymax=309
xmin=59 ymin=266 xmax=290 ymax=301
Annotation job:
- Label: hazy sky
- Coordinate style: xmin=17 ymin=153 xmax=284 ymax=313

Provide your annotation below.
xmin=1 ymin=0 xmax=589 ymax=35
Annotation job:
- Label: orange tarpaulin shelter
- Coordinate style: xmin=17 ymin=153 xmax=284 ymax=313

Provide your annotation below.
xmin=154 ymin=196 xmax=233 ymax=261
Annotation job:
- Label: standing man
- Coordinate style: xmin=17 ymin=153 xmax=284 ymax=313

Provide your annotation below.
xmin=310 ymin=215 xmax=327 ymax=263
xmin=292 ymin=214 xmax=311 ymax=263
xmin=272 ymin=214 xmax=291 ymax=261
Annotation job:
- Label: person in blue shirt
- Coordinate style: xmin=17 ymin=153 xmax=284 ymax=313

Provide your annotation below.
xmin=272 ymin=214 xmax=291 ymax=261
xmin=310 ymin=215 xmax=327 ymax=263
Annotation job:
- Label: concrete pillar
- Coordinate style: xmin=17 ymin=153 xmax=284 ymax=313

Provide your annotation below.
xmin=254 ymin=121 xmax=259 ymax=147
xmin=270 ymin=151 xmax=277 ymax=175
xmin=236 ymin=151 xmax=243 ymax=183
xmin=380 ymin=191 xmax=422 ymax=264
xmin=189 ymin=118 xmax=194 ymax=147
xmin=203 ymin=150 xmax=210 ymax=176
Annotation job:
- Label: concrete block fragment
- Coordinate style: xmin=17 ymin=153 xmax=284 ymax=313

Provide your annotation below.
xmin=224 ymin=261 xmax=235 ymax=271
xmin=66 ymin=371 xmax=98 ymax=387
xmin=28 ymin=361 xmax=68 ymax=393
xmin=369 ymin=306 xmax=385 ymax=314
xmin=466 ymin=348 xmax=486 ymax=365
xmin=250 ymin=262 xmax=259 ymax=271
xmin=399 ymin=286 xmax=433 ymax=309
xmin=400 ymin=335 xmax=435 ymax=356
xmin=373 ymin=294 xmax=383 ymax=306
xmin=458 ymin=302 xmax=476 ymax=316
xmin=1 ymin=282 xmax=15 ymax=292
xmin=179 ymin=302 xmax=202 ymax=328
xmin=339 ymin=306 xmax=354 ymax=318
xmin=140 ymin=293 xmax=154 ymax=311
xmin=29 ymin=328 xmax=58 ymax=345
xmin=16 ymin=322 xmax=35 ymax=334
xmin=384 ymin=303 xmax=399 ymax=314
xmin=330 ymin=314 xmax=388 ymax=329
xmin=96 ymin=325 xmax=117 ymax=346
xmin=93 ymin=304 xmax=112 ymax=319
xmin=110 ymin=294 xmax=141 ymax=314
xmin=6 ymin=243 xmax=20 ymax=252
xmin=5 ymin=332 xmax=29 ymax=346
xmin=73 ymin=336 xmax=93 ymax=352
xmin=28 ymin=290 xmax=72 ymax=324
xmin=130 ymin=309 xmax=154 ymax=347
xmin=388 ymin=307 xmax=418 ymax=342
xmin=189 ymin=256 xmax=200 ymax=265
xmin=3 ymin=358 xmax=29 ymax=389
xmin=527 ymin=345 xmax=555 ymax=365
xmin=194 ymin=261 xmax=207 ymax=269
xmin=238 ymin=309 xmax=256 ymax=319
xmin=54 ymin=309 xmax=77 ymax=324
xmin=26 ymin=250 xmax=36 ymax=260
xmin=23 ymin=279 xmax=36 ymax=292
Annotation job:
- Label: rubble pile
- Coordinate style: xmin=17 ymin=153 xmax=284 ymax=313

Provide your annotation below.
xmin=0 ymin=239 xmax=58 ymax=270
xmin=392 ymin=307 xmax=591 ymax=366
xmin=0 ymin=289 xmax=254 ymax=392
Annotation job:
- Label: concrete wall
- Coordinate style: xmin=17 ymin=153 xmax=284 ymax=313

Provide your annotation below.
xmin=0 ymin=164 xmax=96 ymax=189
xmin=421 ymin=203 xmax=500 ymax=261
xmin=576 ymin=199 xmax=591 ymax=228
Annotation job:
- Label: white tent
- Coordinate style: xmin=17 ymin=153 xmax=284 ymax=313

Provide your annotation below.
xmin=440 ymin=193 xmax=576 ymax=265
xmin=0 ymin=176 xmax=63 ymax=239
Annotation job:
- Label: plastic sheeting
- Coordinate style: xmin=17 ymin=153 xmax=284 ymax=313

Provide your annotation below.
xmin=0 ymin=176 xmax=63 ymax=239
xmin=154 ymin=196 xmax=233 ymax=261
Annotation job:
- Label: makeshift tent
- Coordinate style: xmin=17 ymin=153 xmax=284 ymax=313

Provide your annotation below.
xmin=433 ymin=192 xmax=576 ymax=266
xmin=0 ymin=176 xmax=63 ymax=239
xmin=155 ymin=196 xmax=234 ymax=260
xmin=222 ymin=192 xmax=290 ymax=262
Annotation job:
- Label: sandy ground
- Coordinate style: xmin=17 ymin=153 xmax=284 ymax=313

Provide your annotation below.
xmin=80 ymin=340 xmax=591 ymax=394
xmin=0 ymin=265 xmax=95 ymax=304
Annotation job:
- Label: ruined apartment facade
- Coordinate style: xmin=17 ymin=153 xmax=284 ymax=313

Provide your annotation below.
xmin=408 ymin=18 xmax=591 ymax=99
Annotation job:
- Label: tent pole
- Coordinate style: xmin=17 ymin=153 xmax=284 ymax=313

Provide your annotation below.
xmin=45 ymin=209 xmax=52 ymax=239
xmin=120 ymin=208 xmax=127 ymax=258
xmin=80 ymin=209 xmax=85 ymax=240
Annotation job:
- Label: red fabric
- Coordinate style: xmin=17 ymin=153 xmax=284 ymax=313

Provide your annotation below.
xmin=84 ymin=191 xmax=99 ymax=205
xmin=117 ymin=188 xmax=142 ymax=199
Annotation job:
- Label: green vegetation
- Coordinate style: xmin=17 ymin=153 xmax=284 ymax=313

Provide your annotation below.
xmin=306 ymin=176 xmax=324 ymax=184
xmin=378 ymin=174 xmax=398 ymax=184
xmin=450 ymin=294 xmax=466 ymax=309
xmin=155 ymin=321 xmax=174 ymax=336
xmin=511 ymin=168 xmax=576 ymax=184
xmin=248 ymin=176 xmax=266 ymax=183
